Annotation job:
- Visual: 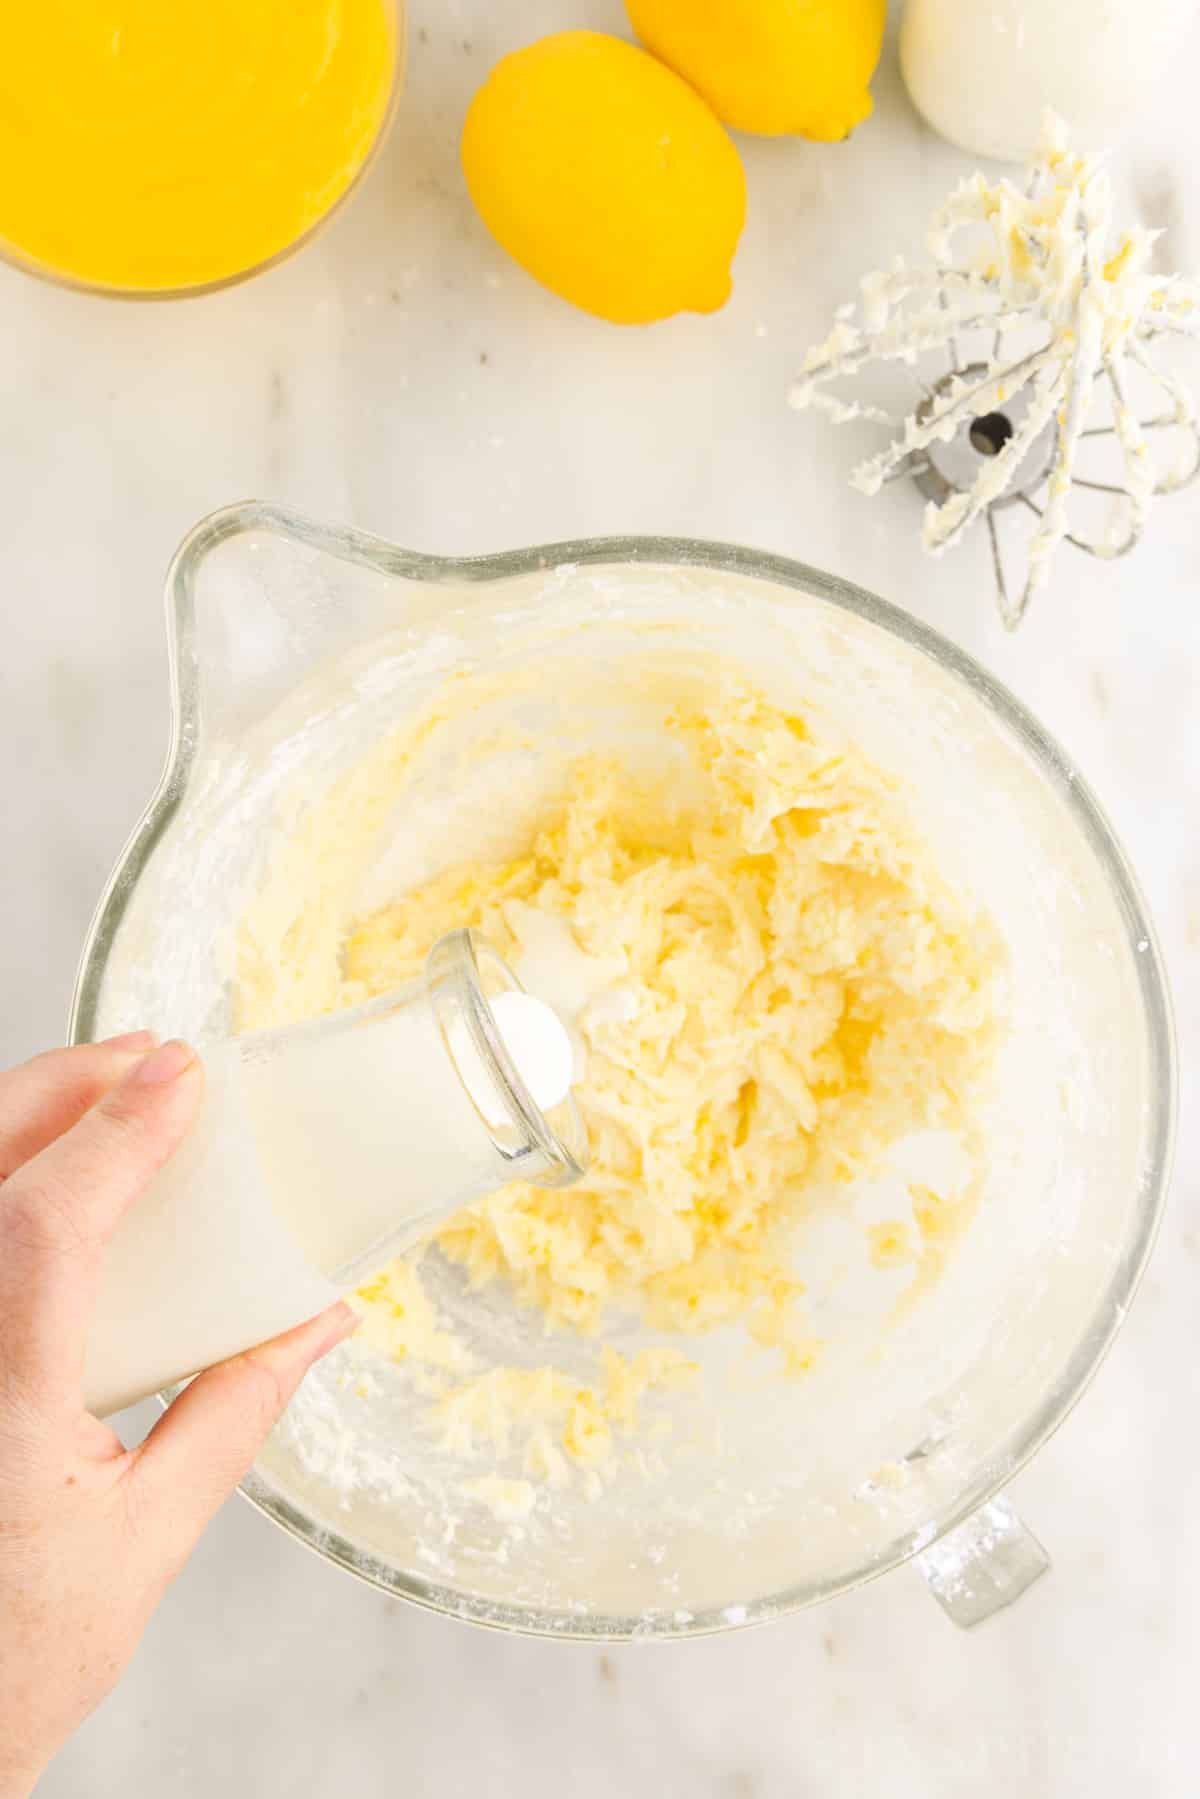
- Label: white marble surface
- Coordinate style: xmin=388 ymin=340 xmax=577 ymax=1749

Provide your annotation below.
xmin=5 ymin=3 xmax=1200 ymax=1793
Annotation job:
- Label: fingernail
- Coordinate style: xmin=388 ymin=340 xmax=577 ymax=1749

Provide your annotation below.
xmin=102 ymin=1029 xmax=160 ymax=1052
xmin=129 ymin=1039 xmax=197 ymax=1086
xmin=316 ymin=1302 xmax=359 ymax=1352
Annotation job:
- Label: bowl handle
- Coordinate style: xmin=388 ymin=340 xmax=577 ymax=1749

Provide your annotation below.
xmin=912 ymin=1495 xmax=1049 ymax=1627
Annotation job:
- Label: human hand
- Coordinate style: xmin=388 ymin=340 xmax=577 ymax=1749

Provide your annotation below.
xmin=0 ymin=1035 xmax=355 ymax=1797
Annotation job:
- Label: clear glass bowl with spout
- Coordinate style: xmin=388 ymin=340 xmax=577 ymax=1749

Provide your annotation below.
xmin=71 ymin=503 xmax=1175 ymax=1637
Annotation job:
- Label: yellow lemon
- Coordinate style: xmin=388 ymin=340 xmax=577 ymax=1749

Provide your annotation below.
xmin=461 ymin=30 xmax=746 ymax=325
xmin=625 ymin=0 xmax=887 ymax=140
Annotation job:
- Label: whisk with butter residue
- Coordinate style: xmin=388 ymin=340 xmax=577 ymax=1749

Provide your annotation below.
xmin=789 ymin=114 xmax=1200 ymax=628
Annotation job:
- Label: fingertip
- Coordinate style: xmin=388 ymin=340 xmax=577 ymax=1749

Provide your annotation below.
xmin=126 ymin=1039 xmax=198 ymax=1087
xmin=242 ymin=1301 xmax=359 ymax=1383
xmin=310 ymin=1299 xmax=360 ymax=1355
xmin=100 ymin=1039 xmax=204 ymax=1140
xmin=0 ymin=1037 xmax=169 ymax=1182
xmin=130 ymin=1303 xmax=359 ymax=1545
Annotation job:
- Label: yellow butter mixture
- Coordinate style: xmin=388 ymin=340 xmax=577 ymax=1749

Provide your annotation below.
xmin=238 ymin=667 xmax=1001 ymax=1477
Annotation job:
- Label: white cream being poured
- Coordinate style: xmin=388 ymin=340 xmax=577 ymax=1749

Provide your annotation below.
xmin=82 ymin=941 xmax=576 ymax=1418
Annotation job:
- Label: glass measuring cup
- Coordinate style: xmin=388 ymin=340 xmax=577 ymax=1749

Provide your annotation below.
xmin=72 ymin=503 xmax=1174 ymax=1634
xmin=83 ymin=928 xmax=585 ymax=1418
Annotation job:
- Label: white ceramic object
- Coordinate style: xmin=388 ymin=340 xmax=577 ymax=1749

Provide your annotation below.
xmin=900 ymin=0 xmax=1199 ymax=163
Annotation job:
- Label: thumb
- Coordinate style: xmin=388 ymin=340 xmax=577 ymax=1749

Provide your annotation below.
xmin=128 ymin=1301 xmax=357 ymax=1567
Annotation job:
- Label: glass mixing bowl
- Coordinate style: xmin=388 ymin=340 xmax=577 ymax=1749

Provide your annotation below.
xmin=71 ymin=503 xmax=1175 ymax=1636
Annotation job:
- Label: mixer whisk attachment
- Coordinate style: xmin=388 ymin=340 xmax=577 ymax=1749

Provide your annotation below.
xmin=789 ymin=114 xmax=1200 ymax=628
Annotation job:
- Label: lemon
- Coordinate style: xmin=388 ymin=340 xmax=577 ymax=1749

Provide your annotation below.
xmin=624 ymin=0 xmax=887 ymax=140
xmin=461 ymin=30 xmax=746 ymax=325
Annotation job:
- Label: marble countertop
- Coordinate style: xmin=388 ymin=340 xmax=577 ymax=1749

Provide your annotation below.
xmin=5 ymin=4 xmax=1199 ymax=1793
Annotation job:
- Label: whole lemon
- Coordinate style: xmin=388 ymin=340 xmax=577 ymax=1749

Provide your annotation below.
xmin=461 ymin=31 xmax=746 ymax=325
xmin=625 ymin=0 xmax=887 ymax=140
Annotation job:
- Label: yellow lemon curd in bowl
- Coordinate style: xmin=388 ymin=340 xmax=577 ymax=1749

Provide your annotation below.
xmin=0 ymin=0 xmax=398 ymax=295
